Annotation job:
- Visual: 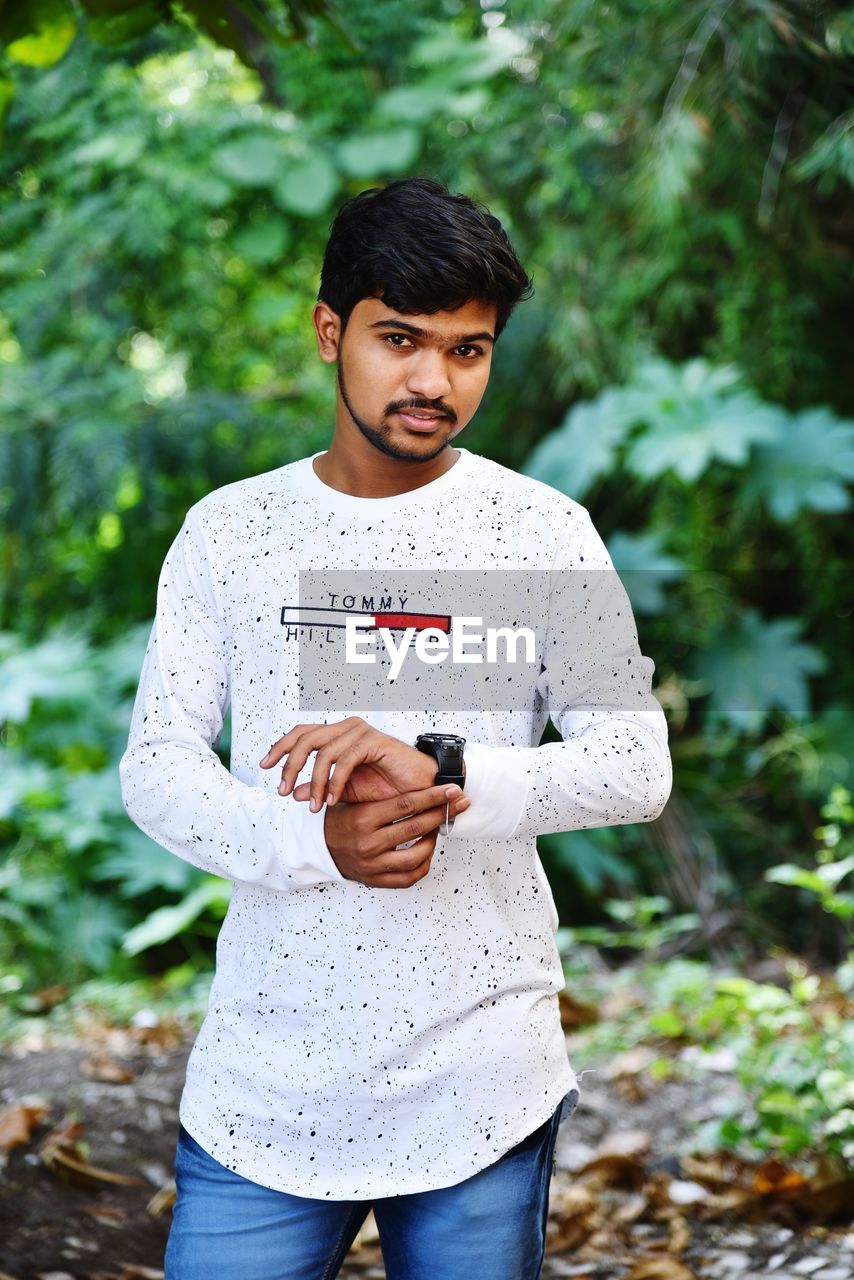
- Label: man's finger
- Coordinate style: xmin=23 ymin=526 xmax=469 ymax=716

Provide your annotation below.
xmin=274 ymin=724 xmax=361 ymax=798
xmin=306 ymin=729 xmax=370 ymax=812
xmin=260 ymin=724 xmax=317 ymax=768
xmin=380 ymin=797 xmax=470 ymax=854
xmin=259 ymin=718 xmax=362 ymax=769
xmin=277 ymin=725 xmax=364 ymax=803
xmin=362 ymin=846 xmax=435 ymax=889
xmin=373 ymin=785 xmax=464 ymax=831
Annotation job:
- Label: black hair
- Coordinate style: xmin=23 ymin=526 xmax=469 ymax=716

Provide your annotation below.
xmin=318 ymin=177 xmax=533 ymax=340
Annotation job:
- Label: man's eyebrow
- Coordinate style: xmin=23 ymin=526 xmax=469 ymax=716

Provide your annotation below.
xmin=368 ymin=319 xmax=495 ymax=345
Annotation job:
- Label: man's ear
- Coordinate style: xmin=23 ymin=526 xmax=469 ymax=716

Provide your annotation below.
xmin=312 ymin=302 xmax=342 ymax=363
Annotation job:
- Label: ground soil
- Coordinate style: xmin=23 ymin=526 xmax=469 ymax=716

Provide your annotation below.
xmin=1 ymin=1020 xmax=851 ymax=1280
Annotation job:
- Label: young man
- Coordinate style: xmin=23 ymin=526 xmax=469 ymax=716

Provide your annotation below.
xmin=120 ymin=177 xmax=671 ymax=1279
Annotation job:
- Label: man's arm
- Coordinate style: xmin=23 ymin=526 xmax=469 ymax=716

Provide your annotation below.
xmin=118 ymin=506 xmax=346 ymax=890
xmin=447 ymin=508 xmax=672 ymax=842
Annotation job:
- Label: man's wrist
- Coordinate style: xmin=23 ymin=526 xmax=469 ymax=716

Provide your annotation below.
xmin=413 ymin=747 xmax=440 ymax=788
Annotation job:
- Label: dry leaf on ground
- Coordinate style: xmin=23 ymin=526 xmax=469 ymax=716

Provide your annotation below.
xmin=146 ymin=1180 xmax=176 ymax=1216
xmin=81 ymin=1052 xmax=136 ymax=1084
xmin=558 ymin=991 xmax=599 ymax=1029
xmin=39 ymin=1118 xmax=146 ymax=1189
xmin=623 ymin=1258 xmax=700 ymax=1279
xmin=0 ymin=1096 xmax=50 ymax=1151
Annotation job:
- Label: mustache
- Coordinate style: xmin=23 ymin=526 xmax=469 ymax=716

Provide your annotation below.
xmin=387 ymin=400 xmax=457 ymax=424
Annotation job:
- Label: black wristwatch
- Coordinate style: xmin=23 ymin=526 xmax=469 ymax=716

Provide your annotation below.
xmin=415 ymin=733 xmax=466 ymax=788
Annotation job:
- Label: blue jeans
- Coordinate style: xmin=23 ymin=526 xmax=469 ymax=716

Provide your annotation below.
xmin=164 ymin=1089 xmax=579 ymax=1280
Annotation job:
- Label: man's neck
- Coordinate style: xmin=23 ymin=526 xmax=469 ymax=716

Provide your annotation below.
xmin=312 ymin=440 xmax=461 ymax=499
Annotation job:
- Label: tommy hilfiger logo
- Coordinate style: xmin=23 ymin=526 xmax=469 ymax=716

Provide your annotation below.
xmin=281 ymin=597 xmax=535 ymax=683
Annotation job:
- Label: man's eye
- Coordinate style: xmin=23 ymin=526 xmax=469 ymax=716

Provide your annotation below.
xmin=384 ymin=334 xmax=414 ymax=349
xmin=456 ymin=345 xmax=483 ymax=359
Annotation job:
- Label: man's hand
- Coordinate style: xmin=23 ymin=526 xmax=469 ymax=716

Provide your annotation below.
xmin=323 ymin=784 xmax=469 ymax=888
xmin=260 ymin=717 xmax=439 ymax=812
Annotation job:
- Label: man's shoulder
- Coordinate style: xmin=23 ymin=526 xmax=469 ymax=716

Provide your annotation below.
xmin=184 ymin=457 xmax=308 ymax=530
xmin=465 ymin=450 xmax=590 ymax=524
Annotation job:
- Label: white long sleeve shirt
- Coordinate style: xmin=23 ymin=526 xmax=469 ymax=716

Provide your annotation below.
xmin=119 ymin=446 xmax=671 ymax=1197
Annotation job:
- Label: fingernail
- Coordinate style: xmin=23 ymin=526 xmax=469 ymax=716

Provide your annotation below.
xmin=310 ymin=797 xmax=319 ymax=812
xmin=445 ymin=785 xmax=462 ymax=799
xmin=326 ymin=793 xmax=334 ymax=807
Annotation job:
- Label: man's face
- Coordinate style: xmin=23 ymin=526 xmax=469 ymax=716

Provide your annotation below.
xmin=314 ymin=296 xmax=497 ymax=462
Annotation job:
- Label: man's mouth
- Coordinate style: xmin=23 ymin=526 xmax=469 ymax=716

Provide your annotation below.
xmin=396 ymin=410 xmax=448 ymax=430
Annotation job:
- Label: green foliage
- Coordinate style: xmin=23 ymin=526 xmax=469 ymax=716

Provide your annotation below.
xmin=122 ymin=878 xmax=232 ymax=956
xmin=746 ymin=408 xmax=854 ymax=520
xmin=0 ymin=1 xmax=351 ymax=75
xmin=0 ymin=1 xmax=852 ymax=999
xmin=766 ymin=787 xmax=854 ymax=922
xmin=564 ymin=946 xmax=854 ymax=1166
xmin=558 ymin=895 xmax=701 ymax=953
xmin=0 ymin=625 xmax=229 ymax=991
xmin=692 ymin=612 xmax=826 ymax=734
xmin=524 ymin=351 xmax=853 ymax=951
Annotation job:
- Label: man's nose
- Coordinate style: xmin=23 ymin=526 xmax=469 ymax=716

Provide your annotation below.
xmin=405 ymin=351 xmax=452 ymax=401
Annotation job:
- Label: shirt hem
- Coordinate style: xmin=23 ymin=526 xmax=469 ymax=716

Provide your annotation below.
xmin=177 ymin=1064 xmax=578 ymax=1200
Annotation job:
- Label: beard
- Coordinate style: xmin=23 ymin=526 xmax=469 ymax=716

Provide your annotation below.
xmin=337 ymin=358 xmax=456 ymax=463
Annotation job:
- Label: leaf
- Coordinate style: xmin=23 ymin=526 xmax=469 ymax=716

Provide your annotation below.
xmin=792 ymin=108 xmax=854 ymax=190
xmin=540 ymin=825 xmax=636 ymax=896
xmin=640 ymin=109 xmax=708 ymax=224
xmin=0 ymin=628 xmax=99 ymax=722
xmin=86 ymin=1 xmax=165 ymax=47
xmin=213 ymin=133 xmax=283 ymax=187
xmin=746 ymin=407 xmax=854 ymax=519
xmin=337 ymin=128 xmax=420 ymax=177
xmin=273 ymin=152 xmax=338 ymax=216
xmin=249 ymin=287 xmax=299 ymax=329
xmin=35 ymin=768 xmax=123 ymax=851
xmin=6 ymin=0 xmax=76 ymax=67
xmin=0 ymin=751 xmax=53 ymax=819
xmin=692 ymin=611 xmax=825 ymax=732
xmin=377 ymin=83 xmax=453 ymax=123
xmin=69 ymin=130 xmax=146 ymax=169
xmin=81 ymin=1050 xmax=136 ymax=1084
xmin=0 ymin=74 xmax=16 ymax=132
xmin=648 ymin=1009 xmax=685 ymax=1037
xmin=606 ymin=531 xmax=685 ymax=614
xmin=40 ymin=1121 xmax=146 ymax=1188
xmin=381 ymin=77 xmax=488 ymax=125
xmin=92 ymin=827 xmax=202 ymax=897
xmin=621 ymin=359 xmax=784 ymax=481
xmin=765 ymin=864 xmax=832 ymax=896
xmin=522 ymin=388 xmax=633 ymax=497
xmin=232 ymin=216 xmax=290 ymax=266
xmin=122 ymin=877 xmax=232 ymax=955
xmin=0 ymin=1097 xmax=50 ymax=1151
xmin=410 ymin=26 xmax=527 ymax=84
xmin=624 ymin=1260 xmax=699 ymax=1280
xmin=51 ymin=892 xmax=129 ymax=972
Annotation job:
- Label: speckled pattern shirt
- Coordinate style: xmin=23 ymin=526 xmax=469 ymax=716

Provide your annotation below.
xmin=119 ymin=446 xmax=671 ymax=1198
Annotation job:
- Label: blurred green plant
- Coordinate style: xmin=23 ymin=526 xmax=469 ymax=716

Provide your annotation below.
xmin=0 ymin=624 xmax=230 ymax=993
xmin=561 ymin=946 xmax=854 ymax=1168
xmin=765 ymin=787 xmax=854 ymax=922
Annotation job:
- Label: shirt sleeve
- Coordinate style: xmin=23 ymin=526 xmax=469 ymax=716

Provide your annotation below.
xmin=118 ymin=507 xmax=346 ymax=890
xmin=447 ymin=509 xmax=672 ymax=842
